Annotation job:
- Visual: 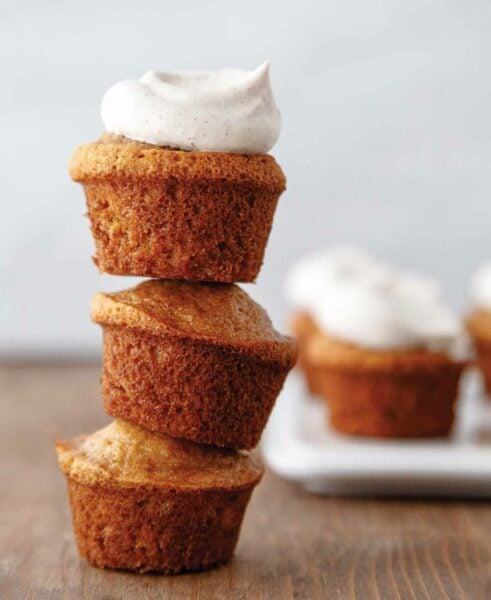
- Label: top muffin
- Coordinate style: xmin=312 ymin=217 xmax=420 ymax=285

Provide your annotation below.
xmin=70 ymin=64 xmax=286 ymax=282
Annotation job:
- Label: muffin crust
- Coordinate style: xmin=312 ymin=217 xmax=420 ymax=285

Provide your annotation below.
xmin=70 ymin=133 xmax=285 ymax=189
xmin=92 ymin=279 xmax=295 ymax=361
xmin=56 ymin=419 xmax=263 ymax=491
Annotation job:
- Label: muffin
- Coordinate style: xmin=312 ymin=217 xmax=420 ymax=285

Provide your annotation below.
xmin=92 ymin=279 xmax=297 ymax=449
xmin=286 ymin=247 xmax=468 ymax=438
xmin=289 ymin=311 xmax=323 ymax=396
xmin=467 ymin=261 xmax=491 ymax=394
xmin=56 ymin=419 xmax=263 ymax=574
xmin=69 ymin=64 xmax=285 ymax=282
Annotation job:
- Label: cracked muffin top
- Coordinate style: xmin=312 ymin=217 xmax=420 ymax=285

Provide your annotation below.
xmin=91 ymin=279 xmax=297 ymax=364
xmin=56 ymin=419 xmax=263 ymax=491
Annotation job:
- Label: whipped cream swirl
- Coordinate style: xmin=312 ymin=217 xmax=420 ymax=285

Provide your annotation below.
xmin=286 ymin=247 xmax=466 ymax=357
xmin=470 ymin=261 xmax=491 ymax=310
xmin=101 ymin=62 xmax=281 ymax=154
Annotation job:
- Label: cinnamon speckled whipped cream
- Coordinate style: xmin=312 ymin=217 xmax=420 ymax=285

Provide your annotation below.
xmin=286 ymin=247 xmax=467 ymax=357
xmin=470 ymin=261 xmax=491 ymax=310
xmin=101 ymin=62 xmax=281 ymax=154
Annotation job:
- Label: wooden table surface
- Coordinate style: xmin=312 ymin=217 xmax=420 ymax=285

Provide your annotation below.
xmin=2 ymin=362 xmax=491 ymax=599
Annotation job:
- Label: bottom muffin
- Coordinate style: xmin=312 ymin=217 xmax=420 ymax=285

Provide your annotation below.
xmin=56 ymin=419 xmax=263 ymax=574
xmin=292 ymin=312 xmax=466 ymax=438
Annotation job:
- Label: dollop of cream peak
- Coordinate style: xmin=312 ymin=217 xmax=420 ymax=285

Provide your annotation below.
xmin=470 ymin=261 xmax=491 ymax=311
xmin=101 ymin=62 xmax=281 ymax=154
xmin=286 ymin=246 xmax=467 ymax=358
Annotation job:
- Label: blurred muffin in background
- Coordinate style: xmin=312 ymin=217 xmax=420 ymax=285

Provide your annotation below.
xmin=286 ymin=247 xmax=469 ymax=438
xmin=467 ymin=261 xmax=491 ymax=395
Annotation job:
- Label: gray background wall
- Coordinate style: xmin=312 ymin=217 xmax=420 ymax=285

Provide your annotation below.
xmin=2 ymin=0 xmax=490 ymax=358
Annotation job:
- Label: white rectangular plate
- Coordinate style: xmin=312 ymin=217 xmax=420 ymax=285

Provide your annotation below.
xmin=262 ymin=371 xmax=491 ymax=497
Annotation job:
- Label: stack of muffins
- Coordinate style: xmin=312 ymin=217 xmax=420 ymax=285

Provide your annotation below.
xmin=56 ymin=64 xmax=297 ymax=574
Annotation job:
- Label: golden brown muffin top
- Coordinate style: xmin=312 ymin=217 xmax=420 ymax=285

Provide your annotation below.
xmin=69 ymin=133 xmax=286 ymax=192
xmin=92 ymin=280 xmax=297 ymax=365
xmin=56 ymin=419 xmax=263 ymax=492
xmin=467 ymin=308 xmax=491 ymax=342
xmin=291 ymin=311 xmax=467 ymax=373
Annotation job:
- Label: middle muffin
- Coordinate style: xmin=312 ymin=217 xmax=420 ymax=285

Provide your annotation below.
xmin=92 ymin=279 xmax=297 ymax=450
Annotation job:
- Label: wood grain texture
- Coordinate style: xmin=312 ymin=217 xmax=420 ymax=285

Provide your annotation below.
xmin=1 ymin=362 xmax=491 ymax=599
